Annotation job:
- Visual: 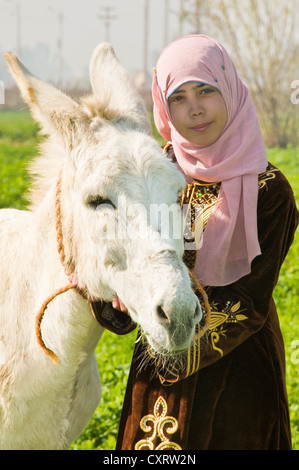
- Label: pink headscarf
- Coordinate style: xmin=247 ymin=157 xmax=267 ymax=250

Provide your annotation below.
xmin=152 ymin=35 xmax=268 ymax=286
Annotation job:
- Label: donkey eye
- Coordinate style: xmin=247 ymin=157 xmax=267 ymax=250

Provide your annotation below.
xmin=88 ymin=196 xmax=116 ymax=210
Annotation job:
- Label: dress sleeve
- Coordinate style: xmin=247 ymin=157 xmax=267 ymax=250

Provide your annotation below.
xmin=196 ymin=167 xmax=299 ymax=370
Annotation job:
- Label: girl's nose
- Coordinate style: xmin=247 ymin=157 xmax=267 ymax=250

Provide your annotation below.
xmin=192 ymin=108 xmax=203 ymax=117
xmin=190 ymin=98 xmax=204 ymax=116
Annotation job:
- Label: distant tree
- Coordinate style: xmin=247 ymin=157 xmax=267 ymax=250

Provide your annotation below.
xmin=182 ymin=0 xmax=299 ymax=147
xmin=178 ymin=0 xmax=204 ymax=33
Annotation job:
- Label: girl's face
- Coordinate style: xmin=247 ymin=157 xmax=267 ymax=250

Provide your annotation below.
xmin=168 ymin=81 xmax=228 ymax=147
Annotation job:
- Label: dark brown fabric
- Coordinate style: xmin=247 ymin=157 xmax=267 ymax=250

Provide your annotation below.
xmin=90 ymin=302 xmax=137 ymax=335
xmin=116 ymin=163 xmax=298 ymax=450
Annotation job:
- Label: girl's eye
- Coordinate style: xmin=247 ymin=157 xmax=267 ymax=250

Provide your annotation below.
xmin=88 ymin=196 xmax=116 ymax=210
xmin=170 ymin=95 xmax=184 ymax=103
xmin=200 ymin=87 xmax=215 ymax=95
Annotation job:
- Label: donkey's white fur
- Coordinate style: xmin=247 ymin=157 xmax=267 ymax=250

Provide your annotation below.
xmin=0 ymin=44 xmax=201 ymax=449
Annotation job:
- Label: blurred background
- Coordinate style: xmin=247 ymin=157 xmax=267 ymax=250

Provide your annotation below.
xmin=0 ymin=0 xmax=299 ymax=147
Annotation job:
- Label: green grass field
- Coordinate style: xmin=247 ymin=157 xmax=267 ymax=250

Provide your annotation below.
xmin=0 ymin=110 xmax=298 ymax=450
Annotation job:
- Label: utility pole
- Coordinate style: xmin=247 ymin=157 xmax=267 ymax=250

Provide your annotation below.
xmin=143 ymin=0 xmax=149 ymax=90
xmin=164 ymin=0 xmax=169 ymax=47
xmin=57 ymin=10 xmax=64 ymax=89
xmin=5 ymin=0 xmax=21 ymax=58
xmin=48 ymin=7 xmax=64 ymax=89
xmin=98 ymin=6 xmax=117 ymax=43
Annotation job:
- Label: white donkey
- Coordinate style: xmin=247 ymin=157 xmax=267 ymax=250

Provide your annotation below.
xmin=0 ymin=44 xmax=203 ymax=449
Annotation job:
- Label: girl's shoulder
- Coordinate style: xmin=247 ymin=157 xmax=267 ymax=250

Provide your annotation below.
xmin=257 ymin=163 xmax=298 ymax=230
xmin=258 ymin=162 xmax=296 ymax=202
xmin=258 ymin=163 xmax=288 ymax=190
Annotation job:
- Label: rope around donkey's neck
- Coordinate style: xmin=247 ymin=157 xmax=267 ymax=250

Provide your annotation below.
xmin=35 ymin=283 xmax=76 ymax=365
xmin=35 ymin=171 xmax=78 ymax=364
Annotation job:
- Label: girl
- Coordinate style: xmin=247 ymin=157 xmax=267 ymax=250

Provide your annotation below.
xmin=116 ymin=35 xmax=298 ymax=450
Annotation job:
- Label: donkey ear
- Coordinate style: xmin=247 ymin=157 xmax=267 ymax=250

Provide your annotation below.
xmin=89 ymin=43 xmax=149 ymax=129
xmin=4 ymin=52 xmax=87 ymax=148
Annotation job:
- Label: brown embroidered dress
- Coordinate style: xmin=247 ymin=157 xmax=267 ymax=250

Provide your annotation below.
xmin=116 ymin=161 xmax=299 ymax=450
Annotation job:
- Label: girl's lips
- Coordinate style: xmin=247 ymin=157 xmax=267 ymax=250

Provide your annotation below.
xmin=191 ymin=122 xmax=212 ymax=132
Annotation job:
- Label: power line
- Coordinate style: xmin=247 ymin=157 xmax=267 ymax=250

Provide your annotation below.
xmin=97 ymin=6 xmax=117 ymax=43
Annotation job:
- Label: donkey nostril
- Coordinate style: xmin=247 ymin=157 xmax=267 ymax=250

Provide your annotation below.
xmin=156 ymin=305 xmax=170 ymax=323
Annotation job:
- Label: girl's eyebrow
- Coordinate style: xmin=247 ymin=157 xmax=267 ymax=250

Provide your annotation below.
xmin=171 ymin=83 xmax=205 ymax=94
xmin=168 ymin=82 xmax=213 ymax=100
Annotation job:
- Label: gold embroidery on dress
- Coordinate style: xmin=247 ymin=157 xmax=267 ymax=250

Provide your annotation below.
xmin=179 ymin=181 xmax=221 ymax=271
xmin=156 ymin=323 xmax=201 ymax=385
xmin=208 ymin=300 xmax=248 ymax=357
xmin=135 ymin=396 xmax=182 ymax=450
xmin=210 ymin=331 xmax=224 ymax=357
xmin=258 ymin=165 xmax=279 ymax=190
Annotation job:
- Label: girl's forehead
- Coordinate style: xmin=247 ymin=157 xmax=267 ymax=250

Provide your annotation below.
xmin=167 ymin=81 xmax=220 ymax=99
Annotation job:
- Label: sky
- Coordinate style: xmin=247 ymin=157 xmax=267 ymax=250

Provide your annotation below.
xmin=0 ymin=0 xmax=188 ymax=89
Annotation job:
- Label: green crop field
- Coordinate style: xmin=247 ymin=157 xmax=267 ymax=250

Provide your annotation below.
xmin=0 ymin=109 xmax=298 ymax=450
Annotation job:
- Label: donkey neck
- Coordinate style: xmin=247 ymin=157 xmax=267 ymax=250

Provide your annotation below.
xmin=33 ymin=182 xmax=103 ymax=366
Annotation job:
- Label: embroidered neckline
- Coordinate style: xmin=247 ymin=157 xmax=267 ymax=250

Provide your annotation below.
xmin=178 ymin=181 xmax=221 ymax=272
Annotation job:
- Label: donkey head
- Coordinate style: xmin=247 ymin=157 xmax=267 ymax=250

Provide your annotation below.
xmin=4 ymin=44 xmax=202 ymax=355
